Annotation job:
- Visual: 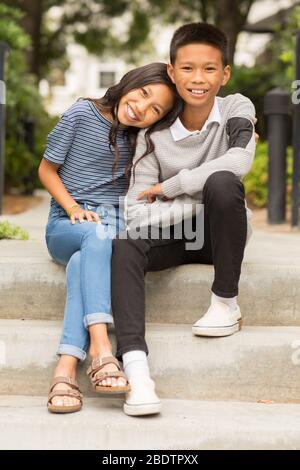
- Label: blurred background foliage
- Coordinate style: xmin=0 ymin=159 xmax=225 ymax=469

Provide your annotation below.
xmin=244 ymin=143 xmax=292 ymax=208
xmin=0 ymin=0 xmax=298 ymax=206
xmin=0 ymin=4 xmax=56 ymax=193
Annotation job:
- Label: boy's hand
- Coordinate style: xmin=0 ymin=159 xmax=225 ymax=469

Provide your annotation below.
xmin=137 ymin=183 xmax=164 ymax=203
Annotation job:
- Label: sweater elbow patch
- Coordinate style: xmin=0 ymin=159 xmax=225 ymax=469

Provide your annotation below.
xmin=226 ymin=117 xmax=253 ymax=149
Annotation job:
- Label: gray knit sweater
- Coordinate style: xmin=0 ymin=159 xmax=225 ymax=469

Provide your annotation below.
xmin=125 ymin=93 xmax=256 ymax=240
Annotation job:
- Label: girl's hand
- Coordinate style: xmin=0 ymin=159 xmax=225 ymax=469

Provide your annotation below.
xmin=70 ymin=207 xmax=100 ymax=224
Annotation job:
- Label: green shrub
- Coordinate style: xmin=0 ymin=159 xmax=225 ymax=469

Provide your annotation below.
xmin=221 ymin=65 xmax=280 ymax=139
xmin=245 ymin=142 xmax=292 ymax=208
xmin=0 ymin=4 xmax=57 ymax=194
xmin=0 ymin=220 xmax=29 ymax=240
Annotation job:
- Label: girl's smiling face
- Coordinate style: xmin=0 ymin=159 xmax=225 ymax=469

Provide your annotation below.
xmin=117 ymin=83 xmax=175 ymax=128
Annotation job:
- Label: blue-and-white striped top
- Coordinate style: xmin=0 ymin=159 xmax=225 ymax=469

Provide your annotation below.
xmin=43 ymin=100 xmax=132 ymax=206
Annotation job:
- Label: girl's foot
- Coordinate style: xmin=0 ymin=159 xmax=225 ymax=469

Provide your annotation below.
xmin=89 ymin=347 xmax=127 ymax=389
xmin=88 ymin=327 xmax=127 ymax=388
xmin=49 ymin=356 xmax=81 ymax=409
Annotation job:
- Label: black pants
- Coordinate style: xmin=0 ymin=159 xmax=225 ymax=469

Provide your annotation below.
xmin=111 ymin=171 xmax=248 ymax=358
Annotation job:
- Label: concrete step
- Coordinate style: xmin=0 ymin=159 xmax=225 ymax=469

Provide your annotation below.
xmin=1 ymin=240 xmax=300 ymax=326
xmin=0 ymin=320 xmax=299 ymax=402
xmin=1 ymin=395 xmax=300 ymax=449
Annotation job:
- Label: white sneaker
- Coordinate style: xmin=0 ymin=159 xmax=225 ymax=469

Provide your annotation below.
xmin=192 ymin=301 xmax=242 ymax=337
xmin=123 ymin=377 xmax=162 ymax=416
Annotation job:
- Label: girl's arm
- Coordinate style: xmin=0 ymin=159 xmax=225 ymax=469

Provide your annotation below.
xmin=38 ymin=158 xmax=77 ymax=211
xmin=38 ymin=158 xmax=100 ymax=223
xmin=40 ymin=108 xmax=99 ymax=223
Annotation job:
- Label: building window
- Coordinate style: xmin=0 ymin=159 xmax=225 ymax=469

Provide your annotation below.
xmin=99 ymin=71 xmax=116 ymax=88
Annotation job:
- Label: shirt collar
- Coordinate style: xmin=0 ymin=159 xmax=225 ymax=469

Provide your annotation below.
xmin=170 ymin=98 xmax=221 ymax=142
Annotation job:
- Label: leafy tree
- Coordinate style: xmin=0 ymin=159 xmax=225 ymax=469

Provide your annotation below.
xmin=269 ymin=5 xmax=300 ymax=90
xmin=0 ymin=3 xmax=55 ymax=193
xmin=3 ymin=0 xmax=133 ymax=80
xmin=3 ymin=0 xmax=259 ymax=83
xmin=144 ymin=0 xmax=257 ymax=64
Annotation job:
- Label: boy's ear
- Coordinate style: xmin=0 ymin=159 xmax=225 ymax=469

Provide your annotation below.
xmin=167 ymin=63 xmax=176 ymax=84
xmin=222 ymin=65 xmax=231 ymax=86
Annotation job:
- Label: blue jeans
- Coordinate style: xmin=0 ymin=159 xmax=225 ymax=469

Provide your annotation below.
xmin=45 ymin=201 xmax=124 ymax=361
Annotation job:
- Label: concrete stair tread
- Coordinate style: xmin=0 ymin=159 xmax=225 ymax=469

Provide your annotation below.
xmin=1 ymin=192 xmax=300 ymax=325
xmin=1 ymin=318 xmax=300 ymax=345
xmin=1 ymin=227 xmax=300 ymax=265
xmin=1 ymin=243 xmax=300 ymax=325
xmin=1 ymin=395 xmax=300 ymax=449
xmin=1 ymin=236 xmax=300 ymax=265
xmin=0 ymin=320 xmax=299 ymax=401
xmin=1 ymin=317 xmax=300 ymax=338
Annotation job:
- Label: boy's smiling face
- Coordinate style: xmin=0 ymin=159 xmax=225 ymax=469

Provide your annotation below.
xmin=167 ymin=43 xmax=230 ymax=110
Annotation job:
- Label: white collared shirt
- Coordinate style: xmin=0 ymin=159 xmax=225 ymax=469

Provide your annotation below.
xmin=170 ymin=98 xmax=221 ymax=141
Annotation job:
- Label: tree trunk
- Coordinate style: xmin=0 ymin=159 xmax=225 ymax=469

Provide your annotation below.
xmin=20 ymin=0 xmax=43 ymax=80
xmin=215 ymin=0 xmax=254 ymax=64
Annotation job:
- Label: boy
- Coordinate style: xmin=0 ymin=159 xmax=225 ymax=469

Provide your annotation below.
xmin=111 ymin=22 xmax=256 ymax=416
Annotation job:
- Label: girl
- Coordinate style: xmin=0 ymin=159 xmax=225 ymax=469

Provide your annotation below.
xmin=39 ymin=63 xmax=182 ymax=413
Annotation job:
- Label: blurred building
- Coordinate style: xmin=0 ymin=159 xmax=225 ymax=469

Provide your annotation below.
xmin=40 ymin=43 xmax=126 ymax=116
xmin=235 ymin=0 xmax=300 ymax=66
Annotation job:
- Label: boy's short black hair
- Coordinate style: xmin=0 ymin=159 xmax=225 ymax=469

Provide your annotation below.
xmin=170 ymin=22 xmax=229 ymax=66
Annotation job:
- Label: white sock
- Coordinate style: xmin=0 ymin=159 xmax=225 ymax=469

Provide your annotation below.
xmin=122 ymin=350 xmax=150 ymax=381
xmin=211 ymin=293 xmax=238 ymax=312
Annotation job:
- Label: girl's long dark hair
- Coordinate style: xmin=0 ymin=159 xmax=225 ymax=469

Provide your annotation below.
xmin=81 ymin=62 xmax=182 ymax=184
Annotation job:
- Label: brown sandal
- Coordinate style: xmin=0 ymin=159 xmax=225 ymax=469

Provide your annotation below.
xmin=87 ymin=356 xmax=131 ymax=394
xmin=47 ymin=376 xmax=83 ymax=414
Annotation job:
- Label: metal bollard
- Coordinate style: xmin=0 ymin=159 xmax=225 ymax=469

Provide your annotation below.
xmin=22 ymin=117 xmax=35 ymax=195
xmin=0 ymin=41 xmax=9 ymax=215
xmin=292 ymin=30 xmax=300 ymax=227
xmin=264 ymin=87 xmax=290 ymax=224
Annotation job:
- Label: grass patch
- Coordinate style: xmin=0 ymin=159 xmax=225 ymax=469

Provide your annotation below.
xmin=0 ymin=220 xmax=29 ymax=240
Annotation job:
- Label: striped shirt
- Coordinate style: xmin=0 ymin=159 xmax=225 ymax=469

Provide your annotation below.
xmin=43 ymin=100 xmax=131 ymax=207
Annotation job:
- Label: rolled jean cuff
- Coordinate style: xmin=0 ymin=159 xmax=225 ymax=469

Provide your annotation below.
xmin=116 ymin=344 xmax=149 ymax=362
xmin=84 ymin=312 xmax=114 ymax=329
xmin=211 ymin=286 xmax=239 ymax=298
xmin=57 ymin=344 xmax=86 ymax=362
